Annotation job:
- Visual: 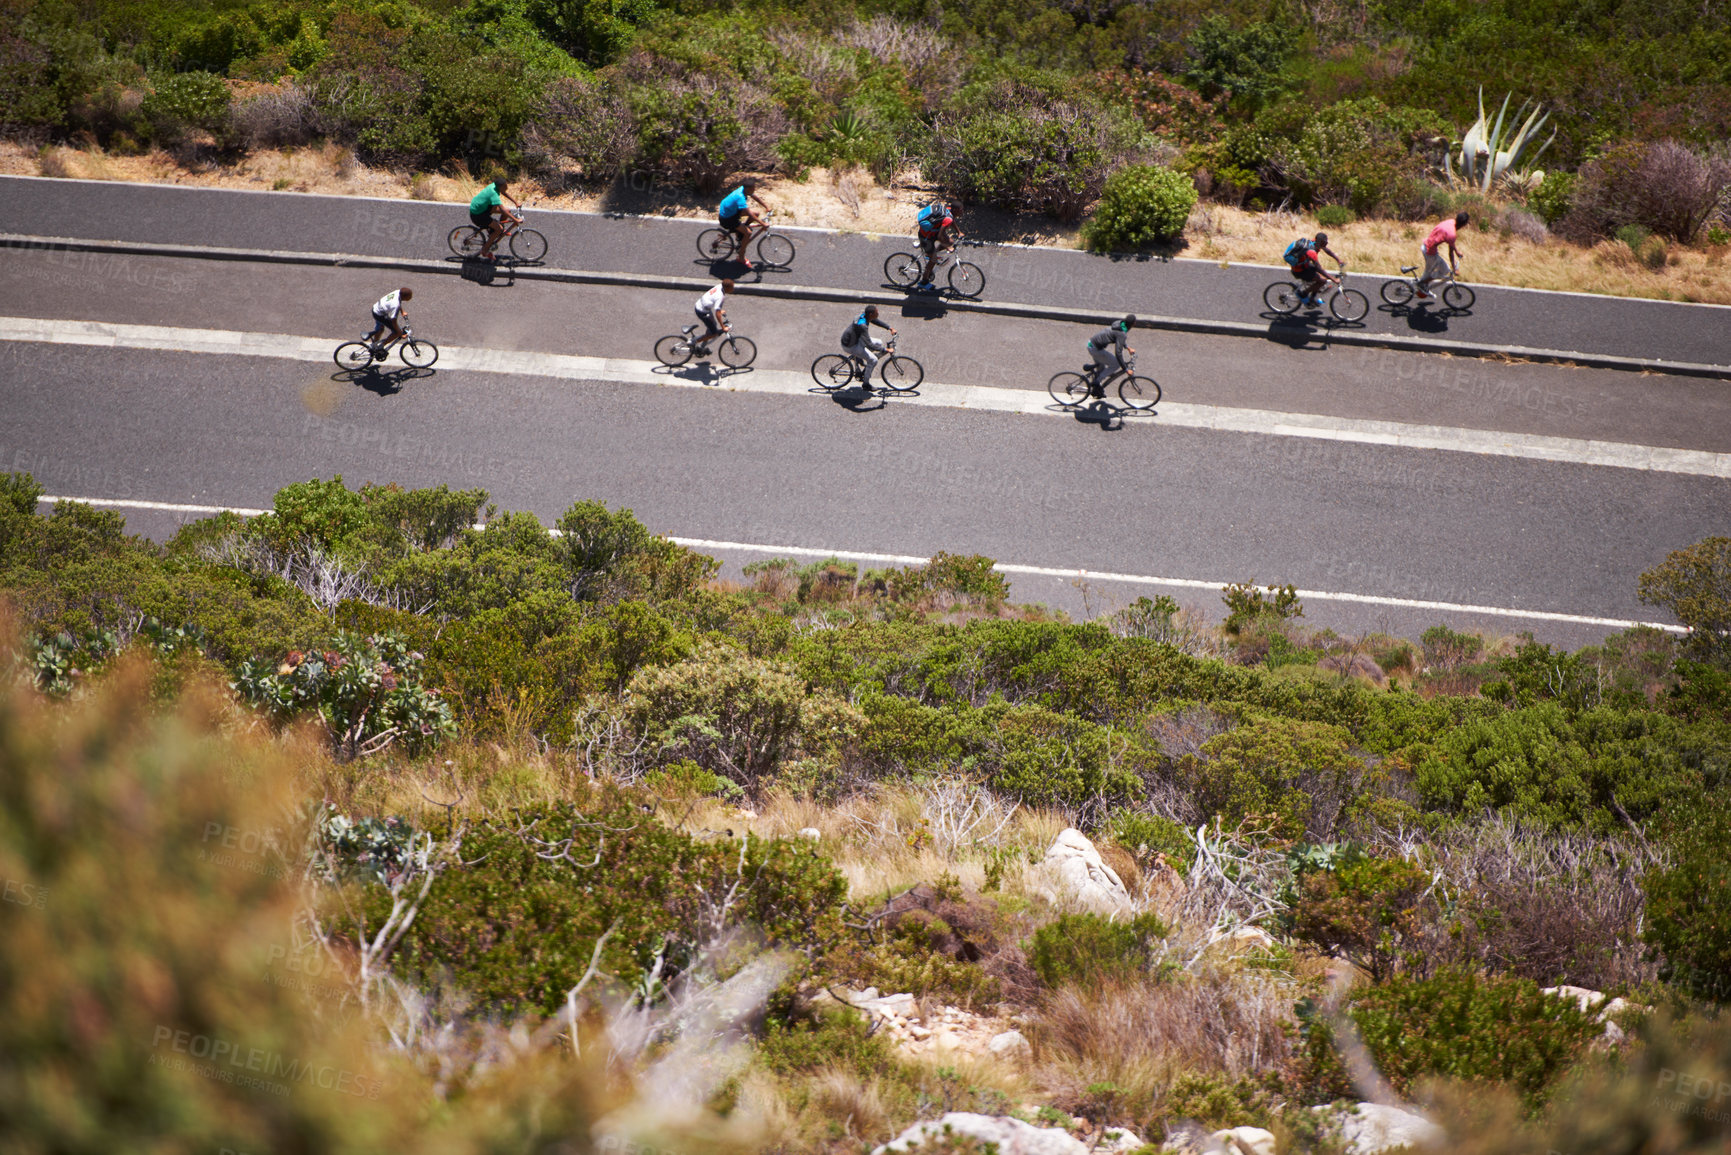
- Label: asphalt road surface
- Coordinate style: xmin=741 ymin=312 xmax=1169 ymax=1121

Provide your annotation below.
xmin=4 ymin=174 xmax=1729 ymax=368
xmin=3 ymin=244 xmax=1729 ymax=648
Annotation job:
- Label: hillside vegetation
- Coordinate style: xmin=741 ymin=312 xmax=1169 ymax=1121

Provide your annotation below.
xmin=7 ymin=0 xmax=1731 ymax=266
xmin=4 ymin=471 xmax=1731 ymax=1150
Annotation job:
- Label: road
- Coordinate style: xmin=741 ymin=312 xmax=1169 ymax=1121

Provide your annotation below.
xmin=3 ymin=174 xmax=1729 ymax=368
xmin=2 ymin=241 xmax=1728 ymax=648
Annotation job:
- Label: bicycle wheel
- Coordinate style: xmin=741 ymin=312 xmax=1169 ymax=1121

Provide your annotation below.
xmin=1443 ymin=282 xmax=1475 ymax=310
xmin=1330 ymin=288 xmax=1370 ymax=323
xmin=399 ymin=338 xmax=438 ymax=369
xmin=1117 ymin=374 xmax=1161 ymax=412
xmin=880 ymin=355 xmax=924 ymax=392
xmin=718 ymin=335 xmax=757 ymax=368
xmin=510 ymin=228 xmax=548 ymax=263
xmin=1263 ymin=281 xmax=1302 ymax=314
xmin=884 ymin=252 xmax=922 ymax=288
xmin=755 ymin=232 xmax=796 ymax=267
xmin=812 ymin=354 xmax=855 ymax=390
xmin=696 ymin=228 xmax=734 ymax=261
xmin=1380 ymin=279 xmax=1414 ymax=306
xmin=1048 ymin=371 xmax=1091 ymax=407
xmin=333 ymin=341 xmax=375 ymax=370
xmin=948 ymin=261 xmax=985 ymax=298
xmin=654 ymin=334 xmax=694 ymax=367
xmin=448 ymin=225 xmax=485 ymax=258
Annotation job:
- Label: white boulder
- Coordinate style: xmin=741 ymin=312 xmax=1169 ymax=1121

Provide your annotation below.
xmin=1097 ymin=1127 xmax=1147 ymax=1153
xmin=987 ymin=1029 xmax=1032 ymax=1059
xmin=1163 ymin=1126 xmax=1276 ymax=1155
xmin=797 ymin=826 xmax=823 ymax=841
xmin=1314 ymin=1103 xmax=1444 ymax=1154
xmin=1041 ymin=828 xmax=1135 ymax=916
xmin=873 ymin=1112 xmax=1090 ymax=1155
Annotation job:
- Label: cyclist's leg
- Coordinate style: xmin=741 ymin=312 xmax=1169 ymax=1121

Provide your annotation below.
xmin=1088 ymin=346 xmax=1116 ymax=389
xmin=366 ymin=311 xmax=387 ymax=342
xmin=859 ymin=340 xmax=883 ymax=380
xmin=693 ymin=307 xmax=721 ymax=350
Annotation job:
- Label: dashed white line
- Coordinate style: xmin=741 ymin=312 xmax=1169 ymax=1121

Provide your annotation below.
xmin=39 ymin=497 xmax=1685 ymax=633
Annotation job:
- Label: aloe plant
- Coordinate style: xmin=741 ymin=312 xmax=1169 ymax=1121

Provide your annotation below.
xmin=1447 ymin=88 xmax=1555 ymax=192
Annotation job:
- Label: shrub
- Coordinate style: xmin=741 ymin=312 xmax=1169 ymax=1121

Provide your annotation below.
xmin=622 ymin=57 xmax=787 ymax=193
xmin=1267 ymin=97 xmax=1450 ymax=213
xmin=1183 ymin=15 xmax=1294 ymax=106
xmin=1026 ymin=912 xmax=1166 ymax=988
xmin=1282 ymin=847 xmax=1436 ymax=980
xmin=1528 ymin=169 xmax=1576 ymax=224
xmin=520 ymin=74 xmax=635 ymax=180
xmin=1314 ymin=204 xmax=1355 ymax=227
xmin=227 ymin=81 xmax=319 ymax=149
xmin=1298 ymin=968 xmax=1604 ymax=1109
xmin=233 ymin=630 xmax=455 ymax=760
xmin=1560 ymin=140 xmax=1731 ymax=242
xmin=884 ymin=551 xmax=1009 ymax=610
xmin=1103 ymin=810 xmax=1196 ymax=873
xmin=984 ymin=702 xmax=1142 ymax=812
xmin=1175 ymin=716 xmax=1368 ymax=840
xmin=1643 ymin=799 xmax=1731 ymax=1001
xmin=1081 ymin=164 xmax=1197 ymax=251
xmin=140 ymin=69 xmax=231 ymax=140
xmin=1221 ymin=582 xmax=1302 ymax=636
xmin=1639 ymin=536 xmax=1731 ymax=666
xmin=925 ymin=79 xmax=1140 ymax=221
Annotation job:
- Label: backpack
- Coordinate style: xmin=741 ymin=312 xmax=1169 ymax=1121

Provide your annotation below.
xmin=917 ymin=203 xmax=944 ymax=233
xmin=1283 ymin=238 xmax=1314 ymax=266
xmin=840 ymin=324 xmax=859 ymax=347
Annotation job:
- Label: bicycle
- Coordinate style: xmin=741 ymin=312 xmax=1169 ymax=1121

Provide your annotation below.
xmin=1380 ymin=266 xmax=1474 ymax=310
xmin=447 ymin=206 xmax=548 ymax=263
xmin=1047 ymin=353 xmax=1160 ymax=412
xmin=1263 ymin=270 xmax=1369 ymax=323
xmin=696 ymin=212 xmax=796 ymax=268
xmin=884 ymin=239 xmax=987 ymax=298
xmin=654 ymin=323 xmax=757 ymax=369
xmin=811 ymin=336 xmax=923 ymax=392
xmin=333 ymin=327 xmax=438 ymax=370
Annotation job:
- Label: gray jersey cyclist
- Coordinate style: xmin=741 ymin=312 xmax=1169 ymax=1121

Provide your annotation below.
xmin=840 ymin=305 xmax=897 ymax=380
xmin=1087 ymin=315 xmax=1137 ymax=393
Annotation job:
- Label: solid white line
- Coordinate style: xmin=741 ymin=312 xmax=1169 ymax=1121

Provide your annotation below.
xmin=7 ymin=316 xmax=1730 ymax=478
xmin=38 ymin=497 xmax=1685 ymax=633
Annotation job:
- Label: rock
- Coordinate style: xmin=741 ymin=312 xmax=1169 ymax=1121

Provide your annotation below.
xmin=935 ymin=1029 xmax=962 ymax=1051
xmin=1041 ymin=828 xmax=1135 ymax=916
xmin=1215 ymin=1127 xmax=1277 ymax=1155
xmin=1314 ymin=1103 xmax=1443 ymax=1154
xmin=1206 ymin=925 xmax=1276 ymax=954
xmin=1542 ymin=986 xmax=1649 ymax=1043
xmin=1097 ymin=1127 xmax=1146 ymax=1153
xmin=987 ymin=1029 xmax=1031 ymax=1059
xmin=909 ymin=1024 xmax=932 ymax=1039
xmin=1319 ymin=653 xmax=1387 ymax=685
xmin=873 ymin=1113 xmax=1090 ymax=1155
xmin=797 ymin=826 xmax=822 ymax=841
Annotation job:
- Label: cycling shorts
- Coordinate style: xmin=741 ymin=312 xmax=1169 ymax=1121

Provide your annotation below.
xmin=470 ymin=210 xmax=493 ymax=229
xmin=1290 ymin=258 xmax=1323 ymax=283
xmin=918 ymin=234 xmax=944 ymax=256
xmin=695 ymin=305 xmax=722 ymax=337
xmin=720 ymin=212 xmax=744 ymax=231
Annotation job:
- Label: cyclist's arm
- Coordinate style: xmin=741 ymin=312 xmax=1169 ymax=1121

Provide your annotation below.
xmin=750 ymin=191 xmax=771 ymax=212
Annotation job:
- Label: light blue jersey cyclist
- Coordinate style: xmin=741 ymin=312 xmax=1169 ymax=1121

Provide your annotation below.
xmin=717 ymin=179 xmax=770 ymax=268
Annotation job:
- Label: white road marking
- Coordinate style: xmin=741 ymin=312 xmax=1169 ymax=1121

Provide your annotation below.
xmin=6 ymin=316 xmax=1730 ymax=477
xmin=40 ymin=496 xmax=1686 ymax=633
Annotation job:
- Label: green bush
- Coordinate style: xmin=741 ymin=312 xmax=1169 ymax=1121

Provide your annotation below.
xmin=1266 ymin=98 xmax=1450 ymax=214
xmin=1314 ymin=204 xmax=1356 ymax=227
xmin=140 ymin=69 xmax=231 ymax=139
xmin=1528 ymin=170 xmax=1577 ymax=224
xmin=1643 ymin=799 xmax=1731 ymax=1001
xmin=1298 ymin=968 xmax=1604 ymax=1110
xmin=1183 ymin=15 xmax=1294 ymax=106
xmin=1221 ymin=581 xmax=1302 ymax=636
xmin=984 ymin=702 xmax=1143 ymax=811
xmin=1081 ymin=164 xmax=1197 ymax=251
xmin=378 ymin=793 xmax=847 ymax=1015
xmin=1103 ymin=810 xmax=1196 ymax=873
xmin=1282 ymin=847 xmax=1436 ymax=980
xmin=1639 ymin=536 xmax=1731 ymax=667
xmin=1026 ymin=912 xmax=1166 ymax=988
xmin=1176 ymin=716 xmax=1368 ymax=839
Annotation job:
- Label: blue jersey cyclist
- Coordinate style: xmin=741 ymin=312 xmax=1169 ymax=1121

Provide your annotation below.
xmin=717 ymin=179 xmax=771 ymax=268
xmin=840 ymin=305 xmax=897 ymax=384
xmin=1283 ymin=232 xmax=1343 ymax=306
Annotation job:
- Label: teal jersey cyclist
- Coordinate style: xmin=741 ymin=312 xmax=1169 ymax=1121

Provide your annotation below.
xmin=468 ymin=177 xmax=521 ymax=261
xmin=717 ymin=179 xmax=771 ymax=268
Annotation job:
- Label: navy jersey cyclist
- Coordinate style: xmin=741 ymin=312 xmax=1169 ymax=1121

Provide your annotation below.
xmin=717 ymin=179 xmax=771 ymax=268
xmin=840 ymin=305 xmax=897 ymax=383
xmin=915 ymin=200 xmax=962 ymax=291
xmin=1283 ymin=232 xmax=1343 ymax=306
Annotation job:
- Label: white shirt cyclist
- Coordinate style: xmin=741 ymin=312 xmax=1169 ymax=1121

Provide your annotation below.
xmin=372 ymin=290 xmax=404 ymax=319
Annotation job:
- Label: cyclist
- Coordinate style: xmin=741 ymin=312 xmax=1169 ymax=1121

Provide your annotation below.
xmin=718 ymin=179 xmax=771 ymax=269
xmin=1283 ymin=232 xmax=1343 ymax=306
xmin=468 ymin=177 xmax=521 ymax=262
xmin=915 ymin=199 xmax=962 ymax=291
xmin=691 ymin=278 xmax=736 ymax=355
xmin=840 ymin=305 xmax=897 ymax=384
xmin=1417 ymin=211 xmax=1468 ymax=300
xmin=365 ymin=287 xmax=412 ymax=348
xmin=1086 ymin=314 xmax=1137 ymax=395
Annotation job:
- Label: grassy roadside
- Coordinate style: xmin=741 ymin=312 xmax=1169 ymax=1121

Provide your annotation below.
xmin=11 ymin=140 xmax=1731 ymax=306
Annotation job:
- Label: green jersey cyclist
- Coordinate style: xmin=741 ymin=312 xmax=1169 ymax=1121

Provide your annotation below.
xmin=717 ymin=179 xmax=771 ymax=269
xmin=1086 ymin=315 xmax=1136 ymax=395
xmin=468 ymin=178 xmax=521 ymax=262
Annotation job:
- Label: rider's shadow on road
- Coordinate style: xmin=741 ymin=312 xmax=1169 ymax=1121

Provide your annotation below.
xmin=1380 ymin=304 xmax=1456 ymax=333
xmin=459 ymin=258 xmax=517 ymax=287
xmin=333 ymin=366 xmax=436 ymax=397
xmin=1071 ymin=398 xmax=1125 ymax=431
xmin=897 ymin=297 xmax=949 ymax=322
xmin=822 ymin=383 xmax=887 ymax=412
xmin=652 ymin=363 xmax=753 ymax=387
xmin=1261 ymin=316 xmax=1332 ymax=350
